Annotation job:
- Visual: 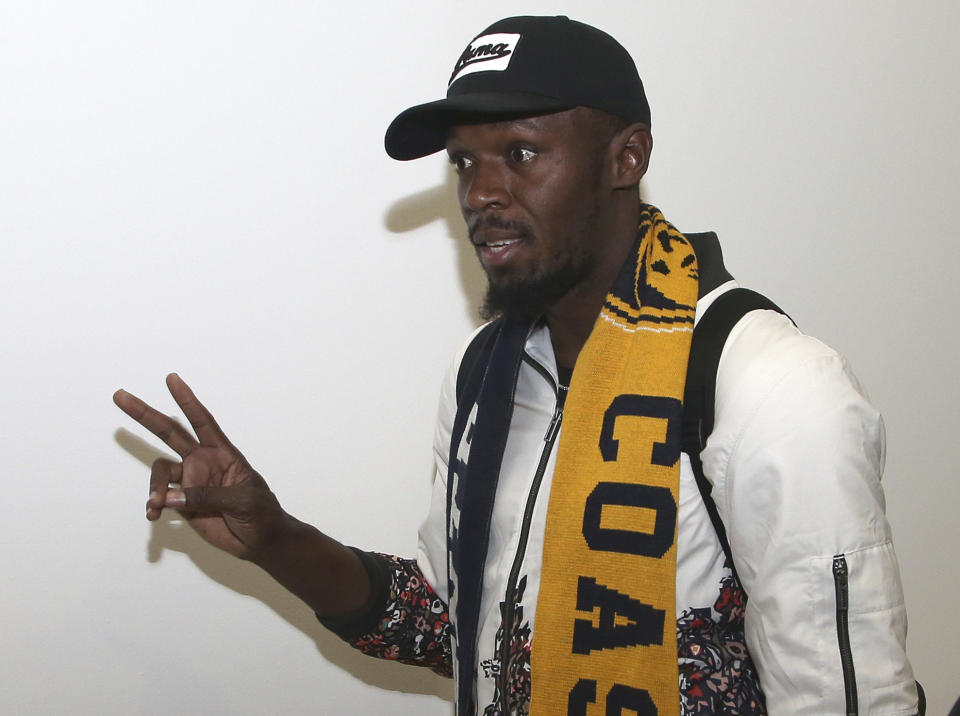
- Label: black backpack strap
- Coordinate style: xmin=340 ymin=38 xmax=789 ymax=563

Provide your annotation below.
xmin=682 ymin=288 xmax=788 ymax=587
xmin=456 ymin=319 xmax=503 ymax=405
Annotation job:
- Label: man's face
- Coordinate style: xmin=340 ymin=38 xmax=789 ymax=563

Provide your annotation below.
xmin=445 ymin=108 xmax=614 ymax=318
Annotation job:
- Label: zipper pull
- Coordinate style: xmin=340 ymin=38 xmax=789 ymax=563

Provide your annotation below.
xmin=833 ymin=555 xmax=849 ymax=610
xmin=544 ymin=406 xmax=564 ymax=443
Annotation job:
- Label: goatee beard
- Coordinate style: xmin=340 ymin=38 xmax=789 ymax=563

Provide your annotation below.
xmin=479 ymin=251 xmax=596 ymax=321
xmin=473 ymin=202 xmax=602 ymax=321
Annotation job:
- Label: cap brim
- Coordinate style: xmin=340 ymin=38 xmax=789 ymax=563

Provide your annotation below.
xmin=384 ymin=92 xmax=573 ymax=160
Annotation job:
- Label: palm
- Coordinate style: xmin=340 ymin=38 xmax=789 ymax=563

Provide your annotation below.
xmin=114 ymin=374 xmax=284 ymax=559
xmin=175 ymin=447 xmax=251 ymax=555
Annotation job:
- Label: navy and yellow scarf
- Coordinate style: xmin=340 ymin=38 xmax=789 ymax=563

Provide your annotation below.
xmin=449 ymin=205 xmax=699 ymax=714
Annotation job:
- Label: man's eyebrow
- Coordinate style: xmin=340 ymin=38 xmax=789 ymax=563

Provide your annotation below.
xmin=506 ymin=116 xmax=543 ymax=129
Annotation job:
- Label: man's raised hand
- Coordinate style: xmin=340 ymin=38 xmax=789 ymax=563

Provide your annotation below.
xmin=113 ymin=373 xmax=286 ymax=559
xmin=115 ymin=373 xmax=373 ymax=617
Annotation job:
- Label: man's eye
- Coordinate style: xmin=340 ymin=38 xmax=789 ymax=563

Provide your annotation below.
xmin=450 ymin=155 xmax=473 ymax=173
xmin=510 ymin=147 xmax=535 ymax=163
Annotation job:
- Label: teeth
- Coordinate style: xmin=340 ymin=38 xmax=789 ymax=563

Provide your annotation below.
xmin=487 ymin=239 xmax=519 ymax=248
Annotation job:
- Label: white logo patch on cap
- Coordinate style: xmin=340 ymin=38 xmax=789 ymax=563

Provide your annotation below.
xmin=448 ymin=33 xmax=521 ymax=86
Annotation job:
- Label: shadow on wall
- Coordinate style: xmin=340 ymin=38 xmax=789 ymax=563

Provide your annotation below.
xmin=114 ymin=428 xmax=453 ymax=704
xmin=383 ymin=165 xmax=487 ymax=323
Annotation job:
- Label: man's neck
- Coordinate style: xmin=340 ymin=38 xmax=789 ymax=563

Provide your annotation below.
xmin=545 ymin=198 xmax=640 ymax=370
xmin=544 ymin=289 xmax=606 ymax=371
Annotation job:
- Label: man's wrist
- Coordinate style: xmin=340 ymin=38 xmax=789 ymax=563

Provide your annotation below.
xmin=246 ymin=515 xmax=373 ymax=617
xmin=244 ymin=511 xmax=306 ymax=569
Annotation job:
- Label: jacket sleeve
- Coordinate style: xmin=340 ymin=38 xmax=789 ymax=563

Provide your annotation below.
xmin=318 ymin=550 xmax=452 ymax=677
xmin=703 ymin=310 xmax=918 ymax=715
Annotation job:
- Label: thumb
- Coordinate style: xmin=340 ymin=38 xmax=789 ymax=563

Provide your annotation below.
xmin=165 ymin=485 xmax=258 ymax=515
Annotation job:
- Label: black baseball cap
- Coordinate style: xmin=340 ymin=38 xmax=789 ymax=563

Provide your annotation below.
xmin=384 ymin=15 xmax=650 ymax=160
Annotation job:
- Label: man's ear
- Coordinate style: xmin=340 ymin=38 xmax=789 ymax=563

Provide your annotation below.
xmin=610 ymin=123 xmax=652 ymax=189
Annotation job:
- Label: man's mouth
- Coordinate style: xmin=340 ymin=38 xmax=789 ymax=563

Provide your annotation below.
xmin=473 ymin=231 xmax=526 ymax=268
xmin=469 ymin=218 xmax=531 ymax=268
xmin=480 ymin=237 xmax=521 ymax=250
xmin=471 ymin=226 xmax=525 ymax=245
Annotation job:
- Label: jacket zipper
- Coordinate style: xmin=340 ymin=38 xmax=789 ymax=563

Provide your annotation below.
xmin=833 ymin=554 xmax=858 ymax=716
xmin=498 ymin=372 xmax=565 ymax=714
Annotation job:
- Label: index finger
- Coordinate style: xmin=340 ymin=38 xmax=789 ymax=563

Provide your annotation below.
xmin=113 ymin=387 xmax=198 ymax=458
xmin=164 ymin=373 xmax=232 ymax=447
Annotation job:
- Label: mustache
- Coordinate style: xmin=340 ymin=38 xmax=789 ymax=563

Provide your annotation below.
xmin=468 ymin=215 xmax=531 ymax=243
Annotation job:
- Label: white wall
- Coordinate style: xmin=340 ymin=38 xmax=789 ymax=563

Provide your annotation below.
xmin=1 ymin=1 xmax=956 ymax=713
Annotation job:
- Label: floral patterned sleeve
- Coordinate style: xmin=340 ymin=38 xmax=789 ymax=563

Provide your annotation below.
xmin=318 ymin=549 xmax=452 ymax=678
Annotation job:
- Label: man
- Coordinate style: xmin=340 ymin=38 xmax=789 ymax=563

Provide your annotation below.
xmin=114 ymin=15 xmax=919 ymax=716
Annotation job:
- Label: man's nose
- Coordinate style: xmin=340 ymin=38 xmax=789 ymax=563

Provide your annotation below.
xmin=462 ymin=161 xmax=511 ymax=212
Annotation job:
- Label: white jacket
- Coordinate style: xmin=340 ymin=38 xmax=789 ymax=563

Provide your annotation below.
xmin=417 ymin=280 xmax=918 ymax=715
